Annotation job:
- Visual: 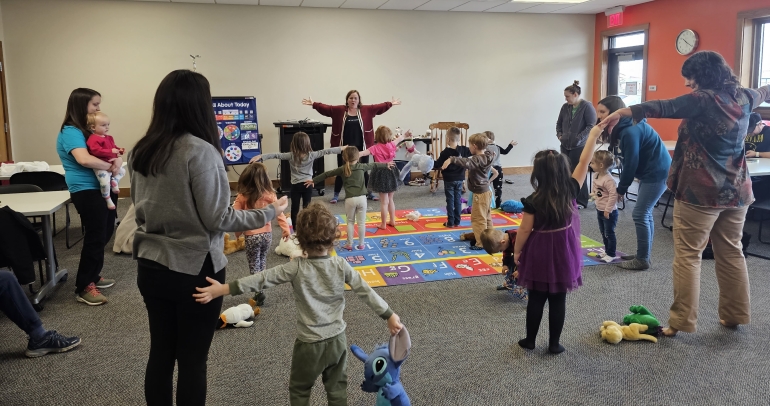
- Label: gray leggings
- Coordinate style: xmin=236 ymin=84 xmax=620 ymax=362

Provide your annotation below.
xmin=345 ymin=195 xmax=367 ymax=247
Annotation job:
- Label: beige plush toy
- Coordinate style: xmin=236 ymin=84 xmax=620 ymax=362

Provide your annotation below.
xmin=600 ymin=321 xmax=658 ymax=344
xmin=223 ymin=233 xmax=245 ymax=255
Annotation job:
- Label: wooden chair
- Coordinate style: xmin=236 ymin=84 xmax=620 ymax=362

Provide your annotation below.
xmin=427 ymin=122 xmax=469 ymax=193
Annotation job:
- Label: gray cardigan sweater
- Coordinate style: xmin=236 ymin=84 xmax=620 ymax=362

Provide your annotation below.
xmin=556 ymin=99 xmax=597 ymax=150
xmin=129 ymin=134 xmax=276 ymax=276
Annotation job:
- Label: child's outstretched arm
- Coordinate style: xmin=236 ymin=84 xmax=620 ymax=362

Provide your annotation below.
xmin=572 ymin=125 xmax=604 ymax=188
xmin=306 ymin=166 xmax=344 ymax=188
xmin=358 ymin=149 xmax=372 ymax=157
xmin=193 ymin=262 xmax=298 ymax=304
xmin=499 ymin=140 xmax=518 ymax=155
xmin=249 ymin=152 xmax=291 ymax=164
xmin=392 ymin=129 xmax=411 ymax=146
xmin=344 ymin=260 xmax=403 ymax=335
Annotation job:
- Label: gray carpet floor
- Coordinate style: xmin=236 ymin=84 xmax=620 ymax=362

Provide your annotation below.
xmin=2 ymin=174 xmax=770 ymax=406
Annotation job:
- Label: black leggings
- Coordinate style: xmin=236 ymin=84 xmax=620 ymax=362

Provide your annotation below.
xmin=492 ymin=165 xmax=503 ymax=208
xmin=137 ymin=255 xmax=225 ymax=406
xmin=70 ymin=189 xmax=118 ymax=294
xmin=290 ymin=182 xmax=313 ymax=231
xmin=334 ymin=154 xmax=369 ymax=196
xmin=525 ymin=289 xmax=567 ymax=346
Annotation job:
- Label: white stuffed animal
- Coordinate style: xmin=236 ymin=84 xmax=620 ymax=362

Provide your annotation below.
xmin=405 ymin=211 xmax=421 ymax=221
xmin=399 ymin=151 xmax=435 ymax=182
xmin=217 ymin=303 xmax=260 ymax=329
xmin=275 ymin=235 xmax=305 ymax=259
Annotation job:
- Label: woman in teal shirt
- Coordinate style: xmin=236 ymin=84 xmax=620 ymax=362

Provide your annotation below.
xmin=56 ymin=88 xmax=123 ymax=306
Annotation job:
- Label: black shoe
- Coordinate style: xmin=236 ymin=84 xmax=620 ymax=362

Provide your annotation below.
xmin=470 ymin=245 xmax=484 ymax=251
xmin=26 ymin=330 xmax=81 ymax=358
xmin=253 ymin=291 xmax=266 ymax=306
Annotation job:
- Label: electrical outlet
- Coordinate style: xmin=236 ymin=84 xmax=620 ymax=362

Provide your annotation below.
xmin=649 ymin=85 xmax=657 ymax=91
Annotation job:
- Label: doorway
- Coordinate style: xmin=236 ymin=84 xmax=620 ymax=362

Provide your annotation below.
xmin=0 ymin=42 xmax=10 ymax=162
xmin=600 ymin=25 xmax=649 ymax=106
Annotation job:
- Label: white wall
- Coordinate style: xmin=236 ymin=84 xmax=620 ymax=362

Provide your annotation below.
xmin=1 ymin=0 xmax=594 ymax=185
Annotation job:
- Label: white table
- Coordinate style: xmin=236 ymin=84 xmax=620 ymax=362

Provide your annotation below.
xmin=0 ymin=191 xmax=70 ymax=308
xmin=0 ymin=165 xmax=65 ymax=181
xmin=747 ymin=158 xmax=770 ymax=177
xmin=663 ymin=140 xmax=676 ymax=151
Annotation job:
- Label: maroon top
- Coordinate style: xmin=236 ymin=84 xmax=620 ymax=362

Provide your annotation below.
xmin=312 ymin=102 xmax=392 ymax=148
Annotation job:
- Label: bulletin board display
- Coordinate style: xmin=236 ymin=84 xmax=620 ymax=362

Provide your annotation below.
xmin=213 ymin=97 xmax=261 ymax=165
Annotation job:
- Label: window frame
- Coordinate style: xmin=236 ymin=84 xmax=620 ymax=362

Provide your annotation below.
xmin=600 ymin=24 xmax=649 ymax=102
xmin=736 ymin=7 xmax=770 ymax=118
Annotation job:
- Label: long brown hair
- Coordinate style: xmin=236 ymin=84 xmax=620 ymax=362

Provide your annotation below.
xmin=238 ymin=162 xmax=275 ymax=209
xmin=681 ymin=51 xmax=740 ymax=97
xmin=342 ymin=146 xmax=359 ymax=177
xmin=529 ymin=150 xmax=574 ymax=229
xmin=290 ymin=132 xmax=312 ymax=167
xmin=131 ymin=70 xmax=219 ymax=177
xmin=61 ymin=88 xmax=101 ymax=141
xmin=597 ymin=95 xmax=626 ymax=145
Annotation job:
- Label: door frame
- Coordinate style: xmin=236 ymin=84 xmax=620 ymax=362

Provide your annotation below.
xmin=0 ymin=41 xmax=11 ymax=161
xmin=600 ymin=24 xmax=650 ymax=102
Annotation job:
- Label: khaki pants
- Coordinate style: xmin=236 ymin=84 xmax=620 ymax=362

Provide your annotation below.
xmin=471 ymin=191 xmax=493 ymax=248
xmin=669 ymin=201 xmax=751 ymax=332
xmin=289 ymin=332 xmax=348 ymax=406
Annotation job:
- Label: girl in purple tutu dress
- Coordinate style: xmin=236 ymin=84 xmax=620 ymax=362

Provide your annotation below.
xmin=513 ymin=124 xmax=603 ymax=354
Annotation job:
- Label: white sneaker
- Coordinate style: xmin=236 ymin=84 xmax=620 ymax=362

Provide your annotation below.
xmin=600 ymin=254 xmax=617 ymax=263
xmin=594 ymin=248 xmax=606 ymax=256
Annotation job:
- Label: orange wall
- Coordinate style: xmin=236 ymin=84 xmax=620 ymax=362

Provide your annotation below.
xmin=593 ymin=0 xmax=770 ymax=140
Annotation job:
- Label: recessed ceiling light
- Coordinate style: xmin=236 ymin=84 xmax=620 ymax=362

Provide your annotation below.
xmin=511 ymin=0 xmax=589 ymax=3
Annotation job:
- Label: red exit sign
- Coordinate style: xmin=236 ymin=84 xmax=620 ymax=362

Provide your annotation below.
xmin=608 ymin=12 xmax=623 ymax=28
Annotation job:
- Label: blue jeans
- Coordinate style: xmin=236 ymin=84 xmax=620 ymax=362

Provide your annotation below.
xmin=633 ymin=179 xmax=668 ymax=261
xmin=596 ymin=209 xmax=619 ymax=256
xmin=0 ymin=270 xmax=44 ymax=338
xmin=444 ymin=180 xmax=463 ymax=226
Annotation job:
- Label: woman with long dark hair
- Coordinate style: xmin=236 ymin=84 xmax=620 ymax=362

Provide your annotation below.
xmin=302 ymin=90 xmax=400 ymax=203
xmin=129 ymin=70 xmax=288 ymax=405
xmin=557 ymin=80 xmax=597 ymax=208
xmin=596 ymin=96 xmax=671 ymax=270
xmin=56 ymin=88 xmax=121 ymax=305
xmin=601 ymin=51 xmax=770 ymax=336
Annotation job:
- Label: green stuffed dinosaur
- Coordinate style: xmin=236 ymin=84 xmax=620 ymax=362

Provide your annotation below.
xmin=623 ymin=305 xmax=660 ymax=330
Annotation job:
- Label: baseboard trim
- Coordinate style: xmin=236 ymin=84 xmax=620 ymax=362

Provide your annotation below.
xmin=117 ymin=166 xmax=534 ymax=197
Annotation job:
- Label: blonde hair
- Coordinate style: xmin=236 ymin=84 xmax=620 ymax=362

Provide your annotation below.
xmin=468 ymin=133 xmax=489 ymax=151
xmin=375 ymin=125 xmax=393 ymax=144
xmin=592 ymin=150 xmax=615 ymax=176
xmin=86 ymin=112 xmax=109 ymax=131
xmin=290 ymin=132 xmax=312 ymax=167
xmin=483 ymin=131 xmax=495 ymax=143
xmin=447 ymin=127 xmax=462 ymax=143
xmin=342 ymin=146 xmax=360 ymax=177
xmin=480 ymin=228 xmax=505 ymax=255
xmin=238 ymin=162 xmax=275 ymax=209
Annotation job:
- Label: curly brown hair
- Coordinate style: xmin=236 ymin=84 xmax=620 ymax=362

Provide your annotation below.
xmin=295 ymin=202 xmax=341 ymax=253
xmin=237 ymin=162 xmax=275 ymax=209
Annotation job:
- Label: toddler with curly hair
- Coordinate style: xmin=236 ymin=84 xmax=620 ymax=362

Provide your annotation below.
xmin=194 ymin=201 xmax=403 ymax=405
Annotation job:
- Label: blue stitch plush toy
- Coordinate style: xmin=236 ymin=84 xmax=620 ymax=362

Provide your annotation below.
xmin=350 ymin=327 xmax=411 ymax=406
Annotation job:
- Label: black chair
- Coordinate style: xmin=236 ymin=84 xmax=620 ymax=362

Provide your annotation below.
xmin=0 ymin=184 xmax=48 ymax=294
xmin=750 ymin=198 xmax=770 ymax=244
xmin=9 ymin=172 xmax=84 ymax=249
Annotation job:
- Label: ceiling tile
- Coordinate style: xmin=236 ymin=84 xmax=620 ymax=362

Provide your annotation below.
xmin=340 ymin=0 xmax=389 ymax=9
xmin=515 ymin=3 xmax=575 ymax=13
xmin=259 ymin=0 xmax=303 ymax=5
xmin=216 ymin=0 xmax=260 ymax=4
xmin=415 ymin=0 xmax=468 ymax=11
xmin=301 ymin=0 xmax=347 ymax=7
xmin=483 ymin=2 xmax=540 ymax=13
xmin=450 ymin=0 xmax=507 ymax=12
xmin=378 ymin=0 xmax=431 ymax=10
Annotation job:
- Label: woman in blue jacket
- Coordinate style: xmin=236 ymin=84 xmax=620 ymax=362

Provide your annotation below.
xmin=598 ymin=96 xmax=671 ymax=270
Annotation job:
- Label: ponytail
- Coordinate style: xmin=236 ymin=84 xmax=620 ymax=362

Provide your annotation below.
xmin=343 ymin=161 xmax=352 ymax=177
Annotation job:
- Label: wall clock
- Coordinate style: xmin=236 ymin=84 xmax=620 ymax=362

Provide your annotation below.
xmin=676 ymin=29 xmax=699 ymax=55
